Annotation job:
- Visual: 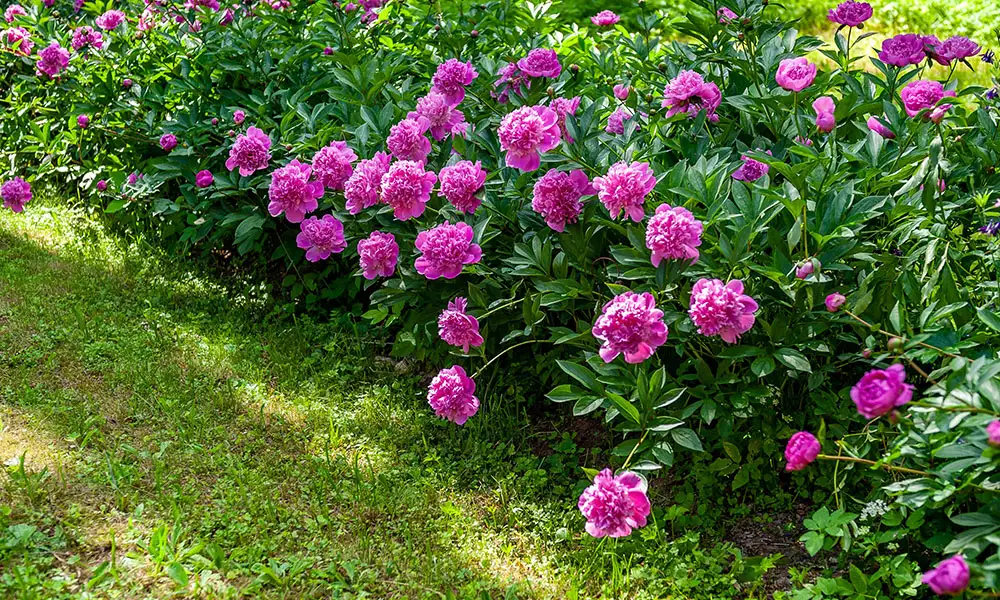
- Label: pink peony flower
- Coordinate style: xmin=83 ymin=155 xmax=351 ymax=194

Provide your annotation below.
xmin=4 ymin=5 xmax=25 ymax=22
xmin=127 ymin=172 xmax=140 ymax=185
xmin=813 ymin=96 xmax=836 ymax=133
xmin=592 ymin=292 xmax=668 ymax=364
xmin=662 ymin=70 xmax=721 ymax=122
xmin=295 ymin=214 xmax=346 ymax=262
xmin=825 ymin=293 xmax=846 ymax=312
xmin=97 ymin=180 xmax=108 ymax=192
xmin=77 ymin=114 xmax=90 ymax=128
xmin=590 ymin=10 xmax=619 ymax=26
xmin=922 ymin=556 xmax=970 ymax=596
xmin=71 ymin=26 xmax=104 ymax=51
xmin=827 ymin=1 xmax=872 ymax=27
xmin=160 ymin=133 xmax=177 ymax=151
xmin=493 ymin=62 xmax=530 ymax=104
xmin=498 ymin=105 xmax=561 ymax=172
xmin=357 ymin=231 xmax=398 ymax=279
xmin=987 ymin=420 xmax=1000 ymax=447
xmin=938 ymin=36 xmax=980 ymax=62
xmin=645 ymin=204 xmax=703 ymax=266
xmin=343 ymin=151 xmax=391 ymax=214
xmin=195 ymin=170 xmax=213 ymax=188
xmin=323 ymin=46 xmax=332 ymax=55
xmin=606 ymin=108 xmax=634 ymax=135
xmin=3 ymin=27 xmax=33 ymax=56
xmin=233 ymin=109 xmax=245 ymax=124
xmin=312 ymin=141 xmax=357 ymax=190
xmin=95 ymin=10 xmax=126 ymax=30
xmin=1 ymin=177 xmax=32 ymax=213
xmin=225 ymin=126 xmax=271 ymax=176
xmin=381 ymin=160 xmax=437 ymax=221
xmin=613 ymin=84 xmax=630 ymax=100
xmin=517 ymin=48 xmax=561 ymax=78
xmin=431 ymin=58 xmax=479 ymax=105
xmin=784 ymin=432 xmax=821 ymax=471
xmin=795 ymin=261 xmax=815 ymax=279
xmin=593 ymin=161 xmax=656 ymax=222
xmin=578 ymin=469 xmax=650 ymax=538
xmin=267 ymin=159 xmax=324 ymax=223
xmin=551 ymin=96 xmax=581 ymax=143
xmin=438 ymin=297 xmax=483 ymax=353
xmin=427 ymin=365 xmax=480 ymax=425
xmin=775 ymin=57 xmax=817 ymax=92
xmin=414 ymin=221 xmax=482 ymax=280
xmin=717 ymin=7 xmax=737 ymax=23
xmin=900 ymin=80 xmax=955 ymax=118
xmin=688 ymin=278 xmax=758 ymax=343
xmin=850 ymin=363 xmax=914 ymax=418
xmin=867 ymin=116 xmax=896 ymax=139
xmin=879 ymin=34 xmax=927 ymax=67
xmin=732 ymin=152 xmax=770 ymax=182
xmin=386 ymin=117 xmax=432 ymax=163
xmin=36 ymin=42 xmax=69 ymax=78
xmin=531 ymin=169 xmax=594 ymax=232
xmin=407 ymin=92 xmax=467 ymax=141
xmin=439 ymin=160 xmax=487 ymax=214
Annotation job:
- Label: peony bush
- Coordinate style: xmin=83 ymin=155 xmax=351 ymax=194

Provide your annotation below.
xmin=3 ymin=0 xmax=1000 ymax=594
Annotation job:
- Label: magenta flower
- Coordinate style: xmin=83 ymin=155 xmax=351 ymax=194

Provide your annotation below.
xmin=850 ymin=363 xmax=914 ymax=419
xmin=498 ymin=105 xmax=561 ymax=172
xmin=386 ymin=117 xmax=432 ymax=163
xmin=827 ymin=1 xmax=872 ymax=27
xmin=775 ymin=57 xmax=817 ymax=92
xmin=414 ymin=221 xmax=482 ymax=280
xmin=1 ymin=177 xmax=32 ymax=213
xmin=357 ymin=231 xmax=398 ymax=279
xmin=593 ymin=161 xmax=656 ymax=222
xmin=439 ymin=160 xmax=487 ymax=214
xmin=879 ymin=34 xmax=927 ymax=67
xmin=784 ymin=432 xmax=821 ymax=471
xmin=867 ymin=116 xmax=896 ymax=139
xmin=431 ymin=58 xmax=479 ymax=105
xmin=590 ymin=10 xmax=619 ymax=26
xmin=922 ymin=556 xmax=970 ymax=596
xmin=938 ymin=36 xmax=981 ymax=61
xmin=95 ymin=9 xmax=126 ymax=30
xmin=825 ymin=293 xmax=846 ymax=312
xmin=551 ymin=96 xmax=581 ymax=143
xmin=194 ymin=170 xmax=213 ymax=188
xmin=531 ymin=169 xmax=594 ymax=232
xmin=987 ymin=420 xmax=1000 ymax=447
xmin=517 ymin=48 xmax=561 ymax=78
xmin=427 ymin=365 xmax=479 ymax=425
xmin=732 ymin=152 xmax=770 ymax=182
xmin=77 ymin=114 xmax=90 ymax=128
xmin=795 ymin=261 xmax=815 ymax=279
xmin=717 ymin=7 xmax=737 ymax=23
xmin=900 ymin=80 xmax=955 ymax=118
xmin=613 ymin=84 xmax=630 ymax=100
xmin=97 ymin=180 xmax=108 ymax=192
xmin=36 ymin=42 xmax=69 ymax=78
xmin=4 ymin=27 xmax=33 ymax=56
xmin=381 ymin=160 xmax=437 ymax=221
xmin=813 ymin=96 xmax=836 ymax=133
xmin=267 ymin=159 xmax=323 ymax=223
xmin=71 ymin=26 xmax=104 ymax=51
xmin=689 ymin=278 xmax=758 ymax=343
xmin=225 ymin=127 xmax=272 ymax=176
xmin=296 ymin=214 xmax=346 ymax=262
xmin=4 ymin=4 xmax=25 ymax=22
xmin=343 ymin=151 xmax=391 ymax=214
xmin=662 ymin=70 xmax=721 ymax=122
xmin=578 ymin=469 xmax=650 ymax=538
xmin=592 ymin=292 xmax=668 ymax=364
xmin=408 ymin=92 xmax=467 ymax=141
xmin=645 ymin=204 xmax=703 ymax=266
xmin=312 ymin=141 xmax=357 ymax=191
xmin=606 ymin=108 xmax=634 ymax=135
xmin=160 ymin=133 xmax=178 ymax=151
xmin=493 ymin=62 xmax=530 ymax=104
xmin=438 ymin=297 xmax=484 ymax=353
xmin=233 ymin=109 xmax=245 ymax=124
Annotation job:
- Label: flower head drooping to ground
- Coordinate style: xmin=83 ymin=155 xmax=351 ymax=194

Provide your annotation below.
xmin=717 ymin=7 xmax=737 ymax=23
xmin=386 ymin=117 xmax=432 ymax=163
xmin=590 ymin=10 xmax=619 ymax=26
xmin=427 ymin=365 xmax=479 ymax=425
xmin=867 ymin=116 xmax=896 ymax=139
xmin=438 ymin=297 xmax=483 ymax=353
xmin=550 ymin=96 xmax=581 ymax=143
xmin=517 ymin=48 xmax=561 ymax=78
xmin=439 ymin=160 xmax=487 ymax=214
xmin=498 ymin=105 xmax=561 ymax=172
xmin=343 ymin=151 xmax=391 ymax=214
xmin=195 ymin=170 xmax=213 ymax=188
xmin=775 ymin=57 xmax=817 ymax=92
xmin=36 ymin=42 xmax=70 ymax=78
xmin=4 ymin=4 xmax=25 ymax=22
xmin=96 ymin=9 xmax=126 ymax=30
xmin=606 ymin=108 xmax=634 ymax=135
xmin=493 ymin=62 xmax=530 ymax=104
xmin=879 ymin=34 xmax=928 ymax=67
xmin=578 ymin=469 xmax=651 ymax=538
xmin=160 ymin=133 xmax=178 ymax=151
xmin=784 ymin=432 xmax=821 ymax=471
xmin=662 ymin=70 xmax=721 ymax=122
xmin=689 ymin=278 xmax=758 ymax=343
xmin=381 ymin=160 xmax=437 ymax=221
xmin=267 ymin=159 xmax=324 ymax=223
xmin=357 ymin=231 xmax=398 ymax=279
xmin=296 ymin=214 xmax=346 ymax=262
xmin=850 ymin=363 xmax=914 ymax=419
xmin=613 ymin=84 xmax=630 ymax=100
xmin=431 ymin=58 xmax=478 ymax=105
xmin=77 ymin=114 xmax=90 ymax=128
xmin=900 ymin=80 xmax=955 ymax=118
xmin=827 ymin=1 xmax=872 ymax=27
xmin=72 ymin=26 xmax=104 ymax=51
xmin=414 ymin=221 xmax=482 ymax=280
xmin=592 ymin=292 xmax=668 ymax=364
xmin=408 ymin=92 xmax=467 ymax=141
xmin=1 ymin=177 xmax=32 ymax=213
xmin=732 ymin=152 xmax=770 ymax=182
xmin=645 ymin=204 xmax=703 ymax=266
xmin=3 ymin=27 xmax=33 ymax=56
xmin=312 ymin=141 xmax=357 ymax=191
xmin=531 ymin=169 xmax=594 ymax=232
xmin=593 ymin=161 xmax=656 ymax=222
xmin=813 ymin=96 xmax=836 ymax=133
xmin=922 ymin=556 xmax=970 ymax=596
xmin=225 ymin=126 xmax=271 ymax=176
xmin=825 ymin=293 xmax=847 ymax=312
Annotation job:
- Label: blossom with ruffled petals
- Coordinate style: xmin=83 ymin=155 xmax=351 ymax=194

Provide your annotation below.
xmin=550 ymin=96 xmax=581 ymax=143
xmin=195 ymin=170 xmax=213 ymax=188
xmin=414 ymin=221 xmax=482 ymax=280
xmin=343 ymin=152 xmax=390 ymax=214
xmin=95 ymin=10 xmax=126 ymax=30
xmin=357 ymin=231 xmax=398 ymax=279
xmin=4 ymin=5 xmax=25 ymax=22
xmin=578 ymin=469 xmax=650 ymax=538
xmin=408 ymin=92 xmax=467 ymax=141
xmin=312 ymin=141 xmax=357 ymax=190
xmin=36 ymin=42 xmax=69 ymax=78
xmin=732 ymin=152 xmax=770 ymax=182
xmin=900 ymin=80 xmax=955 ymax=118
xmin=3 ymin=27 xmax=33 ymax=55
xmin=296 ymin=214 xmax=346 ymax=262
xmin=591 ymin=10 xmax=619 ymax=26
xmin=71 ymin=26 xmax=104 ymax=51
xmin=689 ymin=278 xmax=758 ymax=343
xmin=645 ymin=204 xmax=703 ymax=266
xmin=517 ymin=48 xmax=561 ymax=78
xmin=160 ymin=133 xmax=178 ymax=151
xmin=438 ymin=297 xmax=483 ymax=353
xmin=431 ymin=58 xmax=478 ymax=105
xmin=386 ymin=117 xmax=432 ymax=163
xmin=827 ymin=1 xmax=872 ymax=27
xmin=784 ymin=432 xmax=821 ymax=471
xmin=662 ymin=70 xmax=721 ymax=122
xmin=267 ymin=159 xmax=324 ymax=223
xmin=381 ymin=160 xmax=437 ymax=221
xmin=439 ymin=160 xmax=486 ymax=214
xmin=593 ymin=161 xmax=656 ymax=222
xmin=531 ymin=169 xmax=594 ymax=232
xmin=938 ymin=36 xmax=981 ymax=61
xmin=775 ymin=57 xmax=817 ymax=92
xmin=606 ymin=108 xmax=633 ymax=135
xmin=225 ymin=127 xmax=272 ymax=176
xmin=987 ymin=420 xmax=1000 ymax=447
xmin=498 ymin=105 xmax=561 ymax=172
xmin=592 ymin=292 xmax=668 ymax=364
xmin=850 ymin=363 xmax=914 ymax=419
xmin=1 ymin=177 xmax=32 ymax=213
xmin=427 ymin=365 xmax=479 ymax=425
xmin=879 ymin=34 xmax=927 ymax=67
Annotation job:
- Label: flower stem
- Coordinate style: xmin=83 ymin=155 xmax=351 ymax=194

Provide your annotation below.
xmin=817 ymin=454 xmax=931 ymax=477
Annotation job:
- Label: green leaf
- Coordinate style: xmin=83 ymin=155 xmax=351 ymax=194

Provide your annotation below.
xmin=167 ymin=563 xmax=188 ymax=588
xmin=849 ymin=565 xmax=867 ymax=594
xmin=572 ymin=396 xmax=603 ymax=416
xmin=977 ymin=307 xmax=1000 ymax=332
xmin=751 ymin=355 xmax=775 ymax=377
xmin=556 ymin=360 xmax=602 ymax=392
xmin=800 ymin=531 xmax=825 ymax=556
xmin=546 ymin=384 xmax=583 ymax=403
xmin=670 ymin=428 xmax=703 ymax=452
xmin=606 ymin=393 xmax=640 ymax=424
xmin=774 ymin=348 xmax=811 ymax=372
